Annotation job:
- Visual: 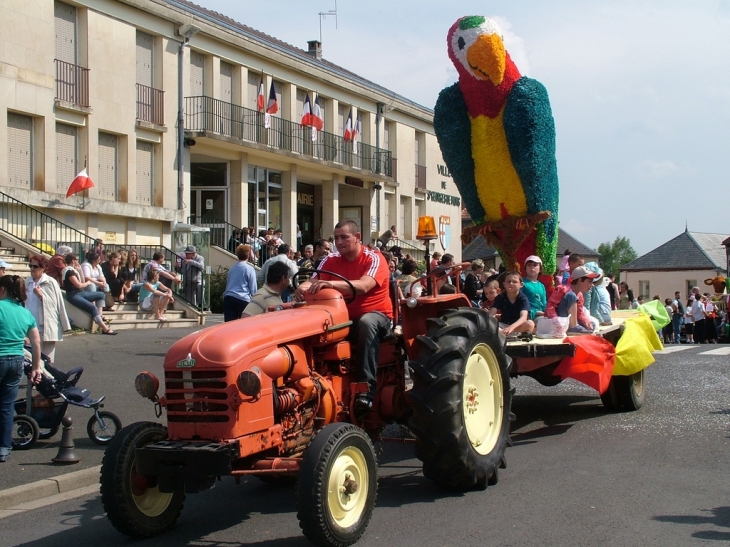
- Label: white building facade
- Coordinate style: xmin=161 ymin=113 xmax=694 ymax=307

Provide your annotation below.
xmin=1 ymin=0 xmax=462 ymax=261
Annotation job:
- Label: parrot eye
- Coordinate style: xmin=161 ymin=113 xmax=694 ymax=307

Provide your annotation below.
xmin=457 ymin=36 xmax=466 ymax=50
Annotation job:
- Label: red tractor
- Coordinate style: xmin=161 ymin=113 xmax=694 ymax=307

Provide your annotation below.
xmin=100 ymin=265 xmax=513 ymax=547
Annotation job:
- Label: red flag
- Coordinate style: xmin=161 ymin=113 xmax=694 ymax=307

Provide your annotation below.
xmin=66 ymin=168 xmax=94 ymax=198
xmin=553 ymin=335 xmax=616 ymax=394
xmin=301 ymin=93 xmax=313 ymax=126
xmin=312 ymin=95 xmax=324 ymax=130
xmin=257 ymin=76 xmax=265 ymax=111
xmin=343 ymin=108 xmax=354 ymax=141
xmin=266 ymin=80 xmax=278 ymax=114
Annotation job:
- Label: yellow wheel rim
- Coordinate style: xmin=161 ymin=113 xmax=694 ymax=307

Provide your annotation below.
xmin=130 ymin=463 xmax=174 ymax=517
xmin=327 ymin=446 xmax=368 ymax=529
xmin=463 ymin=343 xmax=504 ymax=456
xmin=632 ymin=369 xmax=645 ymax=398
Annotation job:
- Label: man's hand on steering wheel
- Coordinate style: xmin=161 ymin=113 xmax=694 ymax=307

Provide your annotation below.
xmin=293 ymin=269 xmax=357 ymax=304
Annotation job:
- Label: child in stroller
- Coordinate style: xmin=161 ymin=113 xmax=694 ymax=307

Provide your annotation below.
xmin=12 ymin=348 xmax=122 ymax=449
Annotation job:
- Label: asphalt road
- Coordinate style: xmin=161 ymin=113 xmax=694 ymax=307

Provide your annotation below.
xmin=1 ymin=333 xmax=729 ymax=546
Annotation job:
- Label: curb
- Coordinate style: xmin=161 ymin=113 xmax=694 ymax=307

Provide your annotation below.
xmin=0 ymin=466 xmax=100 ymax=510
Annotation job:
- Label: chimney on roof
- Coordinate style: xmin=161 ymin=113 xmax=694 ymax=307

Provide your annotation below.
xmin=307 ymin=40 xmax=322 ymax=60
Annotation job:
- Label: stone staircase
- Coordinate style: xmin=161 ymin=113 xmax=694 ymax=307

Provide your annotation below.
xmin=0 ymin=242 xmax=200 ymax=331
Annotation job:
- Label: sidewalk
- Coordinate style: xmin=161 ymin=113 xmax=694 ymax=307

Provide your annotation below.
xmin=0 ymin=321 xmax=216 ymax=510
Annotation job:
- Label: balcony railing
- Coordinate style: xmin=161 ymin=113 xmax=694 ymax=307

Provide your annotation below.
xmin=185 ymin=96 xmax=392 ymax=178
xmin=55 ymin=59 xmax=90 ymax=107
xmin=136 ymin=83 xmax=165 ymax=125
xmin=415 ymin=163 xmax=427 ymax=190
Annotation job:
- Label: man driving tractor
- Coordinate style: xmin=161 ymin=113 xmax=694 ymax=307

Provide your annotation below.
xmin=295 ymin=219 xmax=392 ymax=419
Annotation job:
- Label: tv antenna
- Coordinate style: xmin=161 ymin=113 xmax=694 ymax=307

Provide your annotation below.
xmin=319 ymin=0 xmax=338 ymax=43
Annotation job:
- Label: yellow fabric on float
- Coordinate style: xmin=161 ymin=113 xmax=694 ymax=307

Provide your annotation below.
xmin=613 ymin=313 xmax=663 ymax=376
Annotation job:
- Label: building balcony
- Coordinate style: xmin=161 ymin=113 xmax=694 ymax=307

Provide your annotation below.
xmin=55 ymin=59 xmax=90 ymax=108
xmin=185 ymin=96 xmax=393 ymax=179
xmin=415 ymin=163 xmax=427 ymax=190
xmin=136 ymin=84 xmax=165 ymax=126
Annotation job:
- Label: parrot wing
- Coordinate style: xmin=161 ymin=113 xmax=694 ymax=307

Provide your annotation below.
xmin=503 ymin=77 xmax=560 ymax=271
xmin=434 ymin=83 xmax=486 ymax=222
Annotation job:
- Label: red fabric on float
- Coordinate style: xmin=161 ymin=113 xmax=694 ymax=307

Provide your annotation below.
xmin=553 ymin=335 xmax=616 ymax=394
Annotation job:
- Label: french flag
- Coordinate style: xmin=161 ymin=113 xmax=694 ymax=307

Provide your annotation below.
xmin=353 ymin=113 xmax=362 ymax=153
xmin=266 ymin=80 xmax=279 ymax=114
xmin=66 ymin=167 xmax=94 ymax=198
xmin=257 ymin=76 xmax=265 ymax=111
xmin=312 ymin=95 xmax=324 ymax=130
xmin=343 ymin=108 xmax=354 ymax=142
xmin=300 ymin=93 xmax=313 ymax=126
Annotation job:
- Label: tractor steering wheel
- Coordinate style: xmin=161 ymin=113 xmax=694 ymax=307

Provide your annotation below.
xmin=294 ymin=268 xmax=358 ymax=304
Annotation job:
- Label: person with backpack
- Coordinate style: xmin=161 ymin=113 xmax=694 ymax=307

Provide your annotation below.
xmin=671 ymin=290 xmax=684 ymax=344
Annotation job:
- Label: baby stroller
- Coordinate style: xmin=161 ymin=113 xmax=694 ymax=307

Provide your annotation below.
xmin=12 ymin=348 xmax=122 ymax=450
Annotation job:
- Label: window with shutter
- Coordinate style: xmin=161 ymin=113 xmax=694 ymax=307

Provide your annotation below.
xmin=56 ymin=123 xmax=77 ymax=195
xmin=247 ymin=71 xmax=260 ymax=111
xmin=54 ymin=1 xmax=76 ymax=64
xmin=136 ymin=31 xmax=153 ymax=87
xmin=383 ymin=121 xmax=391 ymax=151
xmin=220 ymin=62 xmax=233 ymax=103
xmin=98 ymin=133 xmax=117 ymax=200
xmin=7 ymin=113 xmax=33 ymax=189
xmin=190 ymin=51 xmax=205 ymax=96
xmin=136 ymin=141 xmax=153 ymax=204
xmin=337 ymin=104 xmax=346 ymax=136
xmin=296 ymin=88 xmax=306 ymax=121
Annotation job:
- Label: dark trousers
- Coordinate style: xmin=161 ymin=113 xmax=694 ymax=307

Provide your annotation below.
xmin=694 ymin=318 xmax=706 ymax=343
xmin=348 ymin=311 xmax=392 ymax=397
xmin=223 ymin=296 xmax=249 ymax=322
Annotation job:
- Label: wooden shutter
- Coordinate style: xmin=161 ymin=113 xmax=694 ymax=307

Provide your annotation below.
xmin=190 ymin=51 xmax=205 ymax=96
xmin=220 ymin=62 xmax=233 ymax=102
xmin=383 ymin=121 xmax=390 ymax=151
xmin=54 ymin=1 xmax=76 ymax=64
xmin=7 ymin=113 xmax=33 ymax=189
xmin=98 ymin=133 xmax=117 ymax=200
xmin=56 ymin=123 xmax=77 ymax=195
xmin=338 ymin=104 xmax=346 ymax=136
xmin=136 ymin=31 xmax=153 ymax=87
xmin=136 ymin=141 xmax=153 ymax=204
xmin=247 ymin=71 xmax=260 ymax=110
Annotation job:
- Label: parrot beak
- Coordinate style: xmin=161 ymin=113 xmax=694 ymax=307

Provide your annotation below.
xmin=466 ymin=33 xmax=506 ymax=85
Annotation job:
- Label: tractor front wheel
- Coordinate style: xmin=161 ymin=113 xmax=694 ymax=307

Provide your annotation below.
xmin=408 ymin=307 xmax=513 ymax=490
xmin=100 ymin=422 xmax=185 ymax=537
xmin=296 ymin=423 xmax=377 ymax=547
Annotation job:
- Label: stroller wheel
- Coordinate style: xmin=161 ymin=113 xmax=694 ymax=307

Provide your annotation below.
xmin=88 ymin=411 xmax=123 ymax=445
xmin=12 ymin=415 xmax=40 ymax=450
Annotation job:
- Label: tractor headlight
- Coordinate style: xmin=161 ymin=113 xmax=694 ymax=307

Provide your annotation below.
xmin=135 ymin=372 xmax=160 ymax=399
xmin=237 ymin=367 xmax=262 ymax=398
xmin=406 ymin=297 xmax=418 ymax=309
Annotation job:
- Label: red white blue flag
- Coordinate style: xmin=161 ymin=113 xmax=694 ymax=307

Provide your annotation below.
xmin=266 ymin=80 xmax=279 ymax=114
xmin=301 ymin=93 xmax=313 ymax=126
xmin=257 ymin=76 xmax=265 ymax=111
xmin=343 ymin=108 xmax=354 ymax=141
xmin=353 ymin=113 xmax=362 ymax=153
xmin=312 ymin=95 xmax=324 ymax=131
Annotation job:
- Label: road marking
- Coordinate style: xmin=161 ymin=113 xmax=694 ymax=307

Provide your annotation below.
xmin=0 ymin=484 xmax=99 ymax=519
xmin=655 ymin=346 xmax=693 ymax=354
xmin=699 ymin=347 xmax=730 ymax=356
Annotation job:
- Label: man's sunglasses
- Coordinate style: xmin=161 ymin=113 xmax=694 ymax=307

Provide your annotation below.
xmin=30 ymin=264 xmax=43 ymax=269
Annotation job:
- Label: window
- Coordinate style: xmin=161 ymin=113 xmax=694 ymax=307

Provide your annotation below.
xmin=383 ymin=120 xmax=391 ymax=151
xmin=686 ymin=280 xmax=697 ymax=298
xmin=189 ymin=51 xmax=205 ymax=96
xmin=136 ymin=31 xmax=153 ymax=87
xmin=98 ymin=132 xmax=118 ymax=200
xmin=639 ymin=280 xmax=650 ymax=300
xmin=136 ymin=141 xmax=153 ymax=204
xmin=247 ymin=71 xmax=260 ymax=111
xmin=54 ymin=1 xmax=76 ymax=64
xmin=7 ymin=113 xmax=33 ymax=189
xmin=415 ymin=131 xmax=425 ymax=165
xmin=56 ymin=123 xmax=77 ymax=194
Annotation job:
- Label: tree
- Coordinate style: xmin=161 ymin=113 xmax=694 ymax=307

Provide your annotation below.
xmin=597 ymin=236 xmax=638 ymax=281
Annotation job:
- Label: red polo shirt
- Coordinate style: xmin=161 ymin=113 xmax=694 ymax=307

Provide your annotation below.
xmin=315 ymin=247 xmax=392 ymax=320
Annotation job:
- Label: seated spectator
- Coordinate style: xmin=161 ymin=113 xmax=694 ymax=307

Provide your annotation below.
xmin=546 ymin=265 xmax=598 ymax=334
xmin=46 ymin=245 xmax=73 ymax=284
xmin=81 ymin=251 xmax=108 ymax=295
xmin=438 ymin=283 xmax=457 ymax=295
xmin=61 ymin=254 xmax=116 ymax=334
xmin=139 ymin=269 xmax=175 ymax=321
xmin=521 ymin=255 xmax=546 ymax=320
xmin=101 ymin=252 xmax=125 ymax=302
xmin=429 ymin=252 xmax=442 ymax=272
xmin=481 ymin=279 xmax=500 ymax=312
xmin=582 ymin=261 xmax=612 ymax=328
xmin=243 ymin=261 xmax=291 ymax=317
xmin=142 ymin=252 xmax=181 ymax=289
xmin=121 ymin=248 xmax=143 ymax=302
xmin=464 ymin=259 xmax=485 ymax=307
xmin=488 ymin=270 xmax=535 ymax=335
xmin=397 ymin=260 xmax=423 ymax=297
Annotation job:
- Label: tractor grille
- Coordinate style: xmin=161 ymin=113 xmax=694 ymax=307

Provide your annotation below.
xmin=165 ymin=370 xmax=230 ymax=422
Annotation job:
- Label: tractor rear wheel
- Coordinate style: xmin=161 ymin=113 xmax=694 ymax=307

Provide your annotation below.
xmin=100 ymin=422 xmax=185 ymax=537
xmin=408 ymin=307 xmax=512 ymax=490
xmin=296 ymin=423 xmax=377 ymax=547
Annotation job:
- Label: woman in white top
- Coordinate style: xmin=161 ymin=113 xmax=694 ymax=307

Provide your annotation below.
xmin=684 ymin=298 xmax=695 ymax=344
xmin=81 ymin=251 xmax=109 ymax=295
xmin=25 ymin=254 xmax=71 ymax=362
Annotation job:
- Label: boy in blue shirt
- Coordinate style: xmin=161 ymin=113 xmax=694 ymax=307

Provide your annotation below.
xmin=521 ymin=255 xmax=546 ymax=321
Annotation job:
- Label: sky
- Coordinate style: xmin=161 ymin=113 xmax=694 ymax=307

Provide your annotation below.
xmin=191 ymin=0 xmax=730 ymax=256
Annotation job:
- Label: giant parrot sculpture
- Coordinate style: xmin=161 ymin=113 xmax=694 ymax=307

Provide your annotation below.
xmin=434 ymin=15 xmax=559 ymax=275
